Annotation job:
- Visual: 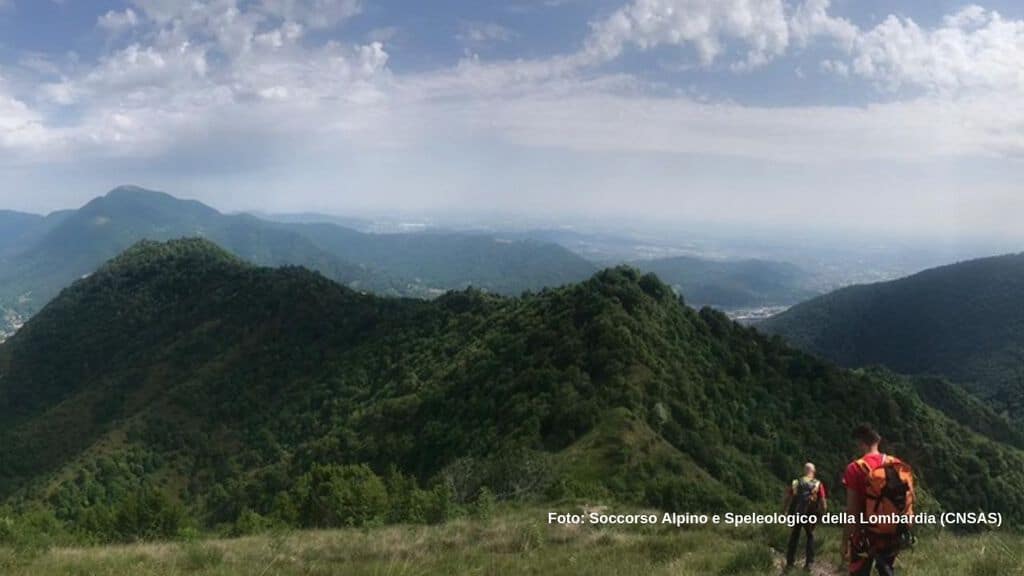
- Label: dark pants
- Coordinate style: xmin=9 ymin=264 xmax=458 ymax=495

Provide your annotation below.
xmin=850 ymin=552 xmax=896 ymax=575
xmin=850 ymin=532 xmax=898 ymax=575
xmin=786 ymin=523 xmax=815 ymax=567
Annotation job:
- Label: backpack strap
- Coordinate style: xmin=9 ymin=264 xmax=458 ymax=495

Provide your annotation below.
xmin=856 ymin=454 xmax=889 ymax=474
xmin=855 ymin=458 xmax=871 ymax=476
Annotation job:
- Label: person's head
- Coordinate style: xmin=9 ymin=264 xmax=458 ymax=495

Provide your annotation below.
xmin=852 ymin=423 xmax=881 ymax=453
xmin=803 ymin=462 xmax=816 ymax=479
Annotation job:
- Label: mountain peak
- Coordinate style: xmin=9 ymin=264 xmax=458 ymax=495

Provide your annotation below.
xmin=103 ymin=185 xmax=179 ymax=203
xmin=92 ymin=185 xmax=219 ymax=217
xmin=104 ymin=238 xmax=242 ymax=273
xmin=107 ymin=184 xmax=157 ymax=196
xmin=587 ymin=266 xmax=676 ymax=303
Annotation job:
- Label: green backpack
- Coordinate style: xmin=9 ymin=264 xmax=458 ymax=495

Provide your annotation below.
xmin=790 ymin=477 xmax=821 ymax=515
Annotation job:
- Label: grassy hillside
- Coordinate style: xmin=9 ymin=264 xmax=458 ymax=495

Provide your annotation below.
xmin=2 ymin=239 xmax=1024 ymax=545
xmin=761 ymin=252 xmax=1024 ymax=416
xmin=632 ymin=256 xmax=819 ymax=309
xmin=2 ymin=511 xmax=1022 ymax=575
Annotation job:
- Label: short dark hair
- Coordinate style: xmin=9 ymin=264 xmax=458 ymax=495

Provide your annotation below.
xmin=852 ymin=424 xmax=881 ymax=446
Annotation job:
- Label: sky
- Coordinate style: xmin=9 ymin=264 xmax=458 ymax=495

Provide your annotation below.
xmin=1 ymin=0 xmax=1023 ymax=239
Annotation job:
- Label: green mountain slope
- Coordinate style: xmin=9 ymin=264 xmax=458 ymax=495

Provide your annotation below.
xmin=0 ymin=211 xmax=45 ymax=255
xmin=632 ymin=256 xmax=819 ymax=309
xmin=1 ymin=239 xmax=1023 ymax=542
xmin=0 ymin=186 xmax=596 ymax=335
xmin=287 ymin=222 xmax=598 ymax=296
xmin=0 ymin=188 xmax=394 ymax=329
xmin=0 ymin=209 xmax=74 ymax=258
xmin=760 ymin=252 xmax=1024 ymax=415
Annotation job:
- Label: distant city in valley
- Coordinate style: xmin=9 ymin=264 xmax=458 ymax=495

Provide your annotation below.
xmin=4 ymin=186 xmax=1019 ymax=340
xmin=2 ymin=0 xmax=1023 ymax=572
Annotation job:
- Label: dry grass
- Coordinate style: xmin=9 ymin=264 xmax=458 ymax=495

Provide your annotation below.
xmin=2 ymin=510 xmax=1021 ymax=575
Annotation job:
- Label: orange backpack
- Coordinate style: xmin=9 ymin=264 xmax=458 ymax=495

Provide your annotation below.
xmin=856 ymin=454 xmax=914 ymax=535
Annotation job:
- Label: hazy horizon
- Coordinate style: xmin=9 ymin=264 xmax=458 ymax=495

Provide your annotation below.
xmin=2 ymin=0 xmax=1024 ymax=240
xmin=5 ymin=184 xmax=1023 ymax=285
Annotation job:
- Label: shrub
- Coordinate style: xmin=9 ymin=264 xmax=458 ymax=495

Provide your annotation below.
xmin=424 ymin=482 xmax=456 ymax=525
xmin=0 ymin=506 xmax=66 ymax=552
xmin=296 ymin=464 xmax=388 ymax=528
xmin=230 ymin=509 xmax=274 ymax=536
xmin=472 ymin=487 xmax=496 ymax=520
xmin=115 ymin=487 xmax=188 ymax=541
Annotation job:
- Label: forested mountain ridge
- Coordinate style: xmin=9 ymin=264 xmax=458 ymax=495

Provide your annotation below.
xmin=1 ymin=239 xmax=1023 ymax=542
xmin=3 ymin=187 xmax=831 ymax=340
xmin=0 ymin=209 xmax=73 ymax=259
xmin=0 ymin=186 xmax=597 ymax=335
xmin=290 ymin=222 xmax=598 ymax=296
xmin=0 ymin=211 xmax=45 ymax=255
xmin=632 ymin=255 xmax=819 ymax=309
xmin=761 ymin=252 xmax=1024 ymax=416
xmin=0 ymin=188 xmax=394 ymax=331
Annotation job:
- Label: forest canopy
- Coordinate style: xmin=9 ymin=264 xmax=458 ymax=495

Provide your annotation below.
xmin=1 ymin=239 xmax=1022 ymax=544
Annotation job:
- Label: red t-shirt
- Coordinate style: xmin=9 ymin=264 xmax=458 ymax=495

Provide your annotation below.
xmin=843 ymin=453 xmax=886 ymax=495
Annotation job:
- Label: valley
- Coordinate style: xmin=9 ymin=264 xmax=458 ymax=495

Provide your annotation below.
xmin=1 ymin=239 xmax=1023 ymax=554
xmin=3 ymin=1 xmax=1021 ymax=572
xmin=1 ymin=218 xmax=1023 ymax=575
xmin=762 ymin=252 xmax=1024 ymax=418
xmin=0 ymin=187 xmax=839 ymax=336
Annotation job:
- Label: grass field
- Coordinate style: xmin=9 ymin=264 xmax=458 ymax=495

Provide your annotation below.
xmin=2 ymin=508 xmax=1022 ymax=575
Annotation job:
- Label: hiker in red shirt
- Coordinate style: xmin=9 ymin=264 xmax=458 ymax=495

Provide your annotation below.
xmin=842 ymin=424 xmax=914 ymax=576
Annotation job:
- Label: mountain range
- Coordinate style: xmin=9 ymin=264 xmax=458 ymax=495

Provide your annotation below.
xmin=632 ymin=255 xmax=818 ymax=310
xmin=0 ymin=186 xmax=597 ymax=336
xmin=761 ymin=252 xmax=1024 ymax=418
xmin=1 ymin=238 xmax=1022 ymax=541
xmin=1 ymin=187 xmax=827 ymax=339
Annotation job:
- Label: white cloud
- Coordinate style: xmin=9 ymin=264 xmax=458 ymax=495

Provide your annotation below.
xmin=0 ymin=75 xmax=55 ymax=156
xmin=98 ymin=8 xmax=140 ymax=34
xmin=85 ymin=43 xmax=210 ymax=92
xmin=787 ymin=0 xmax=855 ymax=48
xmin=843 ymin=6 xmax=1024 ymax=95
xmin=2 ymin=0 xmax=1024 ymax=236
xmin=456 ymin=22 xmax=517 ymax=47
xmin=1 ymin=0 xmax=389 ymax=163
xmin=819 ymin=58 xmax=848 ymax=77
xmin=578 ymin=0 xmax=1023 ymax=99
xmin=3 ymin=0 xmax=1024 ymax=174
xmin=40 ymin=80 xmax=77 ymax=105
xmin=584 ymin=0 xmax=792 ymax=68
xmin=374 ymin=55 xmax=1020 ymax=163
xmin=255 ymin=22 xmax=304 ymax=49
xmin=257 ymin=0 xmax=361 ymax=29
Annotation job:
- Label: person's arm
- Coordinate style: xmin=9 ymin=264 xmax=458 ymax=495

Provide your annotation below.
xmin=782 ymin=484 xmax=793 ymax=514
xmin=843 ymin=487 xmax=864 ymax=560
xmin=820 ymin=484 xmax=828 ymax=514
